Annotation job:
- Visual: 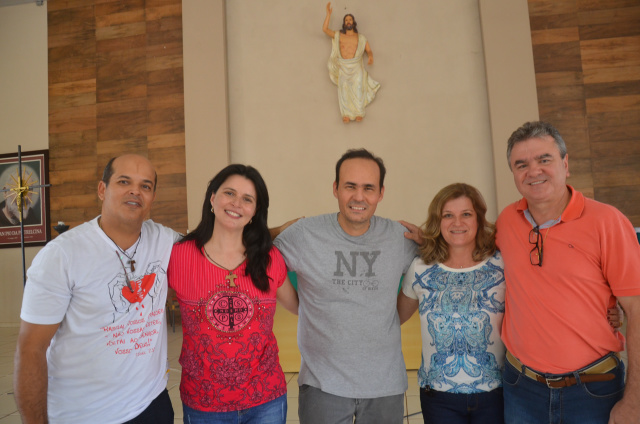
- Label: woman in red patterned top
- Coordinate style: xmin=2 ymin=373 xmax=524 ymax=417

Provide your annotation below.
xmin=168 ymin=164 xmax=298 ymax=423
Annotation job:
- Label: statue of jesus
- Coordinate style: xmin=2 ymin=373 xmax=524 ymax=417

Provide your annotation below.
xmin=323 ymin=2 xmax=380 ymax=123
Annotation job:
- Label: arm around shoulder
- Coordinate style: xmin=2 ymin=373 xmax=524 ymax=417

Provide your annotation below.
xmin=269 ymin=217 xmax=302 ymax=241
xmin=399 ymin=220 xmax=424 ymax=246
xmin=14 ymin=320 xmax=60 ymax=424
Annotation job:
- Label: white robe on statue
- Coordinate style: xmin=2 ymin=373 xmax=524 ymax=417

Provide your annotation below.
xmin=328 ymin=32 xmax=380 ymax=120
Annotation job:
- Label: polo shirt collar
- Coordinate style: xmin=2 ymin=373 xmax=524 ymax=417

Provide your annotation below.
xmin=516 ymin=185 xmax=584 ymax=227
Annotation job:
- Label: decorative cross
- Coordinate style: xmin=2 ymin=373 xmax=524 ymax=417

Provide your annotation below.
xmin=0 ymin=146 xmax=51 ymax=286
xmin=212 ymin=293 xmax=251 ymax=331
xmin=226 ymin=273 xmax=238 ymax=287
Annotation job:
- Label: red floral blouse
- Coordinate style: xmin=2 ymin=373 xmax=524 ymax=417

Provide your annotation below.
xmin=168 ymin=240 xmax=288 ymax=412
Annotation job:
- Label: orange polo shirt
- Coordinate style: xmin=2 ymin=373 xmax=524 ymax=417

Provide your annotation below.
xmin=497 ymin=186 xmax=640 ymax=373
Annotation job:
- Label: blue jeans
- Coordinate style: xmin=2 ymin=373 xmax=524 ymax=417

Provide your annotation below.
xmin=183 ymin=394 xmax=287 ymax=424
xmin=503 ymin=353 xmax=625 ymax=424
xmin=419 ymin=387 xmax=503 ymax=424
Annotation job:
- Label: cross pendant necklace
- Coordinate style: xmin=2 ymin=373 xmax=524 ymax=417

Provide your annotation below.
xmin=99 ymin=218 xmax=141 ymax=272
xmin=203 ymin=247 xmax=245 ymax=288
xmin=226 ymin=273 xmax=238 ymax=287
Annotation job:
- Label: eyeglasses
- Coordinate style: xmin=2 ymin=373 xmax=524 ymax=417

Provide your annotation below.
xmin=529 ymin=226 xmax=543 ymax=266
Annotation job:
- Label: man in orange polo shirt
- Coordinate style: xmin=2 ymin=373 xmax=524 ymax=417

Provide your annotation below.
xmin=496 ymin=121 xmax=640 ymax=423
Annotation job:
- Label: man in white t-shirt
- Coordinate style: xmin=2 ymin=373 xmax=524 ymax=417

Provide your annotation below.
xmin=14 ymin=154 xmax=180 ymax=424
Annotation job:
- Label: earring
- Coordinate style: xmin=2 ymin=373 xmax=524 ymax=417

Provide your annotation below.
xmin=211 ymin=206 xmax=214 ymax=213
xmin=249 ymin=219 xmax=253 ymax=224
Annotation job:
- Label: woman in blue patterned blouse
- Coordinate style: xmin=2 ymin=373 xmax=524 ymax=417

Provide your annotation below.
xmin=398 ymin=183 xmax=505 ymax=423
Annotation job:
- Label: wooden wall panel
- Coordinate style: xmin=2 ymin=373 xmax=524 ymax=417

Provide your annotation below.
xmin=48 ymin=2 xmax=98 ymax=231
xmin=528 ymin=0 xmax=640 ymax=226
xmin=48 ymin=0 xmax=186 ymax=234
xmin=578 ymin=6 xmax=640 ymax=40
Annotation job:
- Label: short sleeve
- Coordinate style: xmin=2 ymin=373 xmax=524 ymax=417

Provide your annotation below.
xmin=601 ymin=208 xmax=640 ymax=297
xmin=402 ymin=237 xmax=419 ymax=274
xmin=273 ymin=220 xmax=305 ymax=272
xmin=171 ymin=229 xmax=184 ymax=244
xmin=391 ymin=221 xmax=419 ymax=274
xmin=167 ymin=242 xmax=180 ymax=290
xmin=270 ymin=247 xmax=288 ymax=288
xmin=21 ymin=243 xmax=73 ymax=325
xmin=402 ymin=257 xmax=420 ymax=300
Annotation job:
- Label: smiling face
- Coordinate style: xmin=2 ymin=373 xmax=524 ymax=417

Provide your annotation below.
xmin=509 ymin=135 xmax=569 ymax=206
xmin=440 ymin=196 xmax=478 ymax=250
xmin=98 ymin=155 xmax=156 ymax=228
xmin=333 ymin=158 xmax=384 ymax=236
xmin=210 ymin=174 xmax=257 ymax=231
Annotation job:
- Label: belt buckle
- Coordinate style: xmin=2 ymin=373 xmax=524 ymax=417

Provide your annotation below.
xmin=544 ymin=376 xmax=564 ymax=389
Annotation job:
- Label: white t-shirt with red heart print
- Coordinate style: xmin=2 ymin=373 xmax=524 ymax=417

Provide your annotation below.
xmin=21 ymin=217 xmax=181 ymax=424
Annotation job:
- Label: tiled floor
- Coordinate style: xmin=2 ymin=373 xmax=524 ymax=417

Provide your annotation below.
xmin=0 ymin=322 xmax=628 ymax=424
xmin=0 ymin=325 xmax=425 ymax=423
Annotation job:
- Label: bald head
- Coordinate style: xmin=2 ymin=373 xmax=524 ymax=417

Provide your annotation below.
xmin=102 ymin=154 xmax=157 ymax=192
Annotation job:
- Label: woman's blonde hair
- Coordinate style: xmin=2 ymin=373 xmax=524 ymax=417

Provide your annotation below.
xmin=419 ymin=183 xmax=496 ymax=265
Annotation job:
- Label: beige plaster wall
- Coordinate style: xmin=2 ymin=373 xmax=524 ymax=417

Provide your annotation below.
xmin=479 ymin=0 xmax=538 ymax=212
xmin=0 ymin=3 xmax=48 ymax=325
xmin=183 ymin=0 xmax=230 ymax=232
xmin=225 ymin=0 xmax=498 ymax=227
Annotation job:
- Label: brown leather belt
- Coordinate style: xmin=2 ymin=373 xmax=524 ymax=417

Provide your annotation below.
xmin=506 ymin=350 xmax=619 ymax=389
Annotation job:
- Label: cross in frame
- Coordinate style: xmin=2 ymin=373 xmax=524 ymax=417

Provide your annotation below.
xmin=0 ymin=146 xmax=52 ymax=286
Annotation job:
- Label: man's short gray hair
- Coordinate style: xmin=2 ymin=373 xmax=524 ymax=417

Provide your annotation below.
xmin=507 ymin=121 xmax=567 ymax=168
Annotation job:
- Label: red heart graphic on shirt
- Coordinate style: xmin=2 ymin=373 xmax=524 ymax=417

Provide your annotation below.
xmin=121 ymin=274 xmax=156 ymax=304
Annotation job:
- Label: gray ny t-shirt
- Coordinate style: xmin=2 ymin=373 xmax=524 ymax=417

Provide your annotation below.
xmin=274 ymin=213 xmax=418 ymax=398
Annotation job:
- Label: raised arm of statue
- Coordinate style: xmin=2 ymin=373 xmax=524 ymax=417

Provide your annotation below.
xmin=323 ymin=2 xmax=335 ymax=38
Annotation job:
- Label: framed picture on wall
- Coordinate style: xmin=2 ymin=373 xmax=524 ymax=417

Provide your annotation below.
xmin=0 ymin=150 xmax=51 ymax=248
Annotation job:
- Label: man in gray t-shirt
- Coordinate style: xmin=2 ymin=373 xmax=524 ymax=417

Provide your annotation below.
xmin=274 ymin=149 xmax=418 ymax=424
